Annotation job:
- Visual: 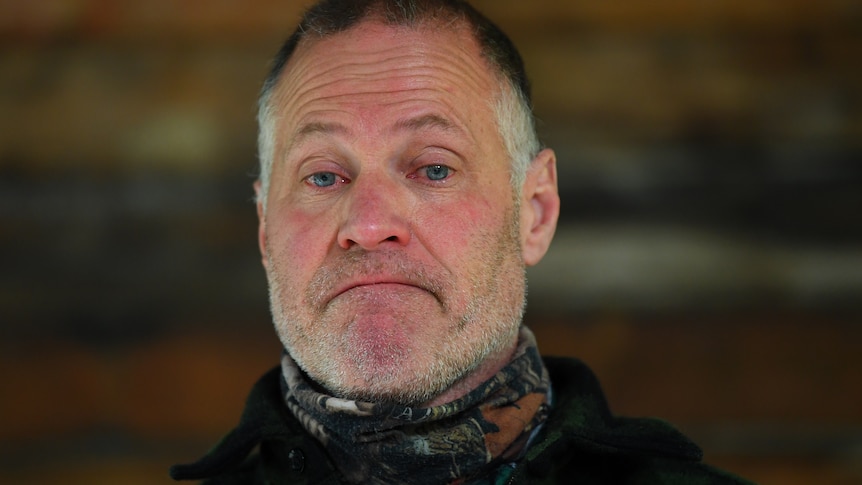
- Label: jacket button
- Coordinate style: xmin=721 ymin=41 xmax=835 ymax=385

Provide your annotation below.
xmin=288 ymin=448 xmax=305 ymax=473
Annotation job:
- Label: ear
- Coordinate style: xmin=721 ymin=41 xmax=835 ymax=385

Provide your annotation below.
xmin=519 ymin=148 xmax=560 ymax=266
xmin=253 ymin=180 xmax=269 ymax=269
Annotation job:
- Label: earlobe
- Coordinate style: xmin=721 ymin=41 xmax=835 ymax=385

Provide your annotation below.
xmin=520 ymin=148 xmax=560 ymax=266
xmin=253 ymin=180 xmax=269 ymax=268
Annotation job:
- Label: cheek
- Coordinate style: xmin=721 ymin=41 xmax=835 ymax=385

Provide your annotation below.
xmin=266 ymin=205 xmax=332 ymax=276
xmin=416 ymin=194 xmax=506 ymax=263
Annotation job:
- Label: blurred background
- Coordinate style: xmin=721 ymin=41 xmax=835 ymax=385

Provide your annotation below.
xmin=1 ymin=0 xmax=860 ymax=483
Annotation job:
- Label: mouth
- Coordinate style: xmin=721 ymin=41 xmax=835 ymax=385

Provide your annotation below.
xmin=309 ymin=257 xmax=447 ymax=310
xmin=332 ymin=279 xmax=425 ymax=300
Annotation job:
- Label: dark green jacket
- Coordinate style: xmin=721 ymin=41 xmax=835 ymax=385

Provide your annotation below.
xmin=171 ymin=357 xmax=752 ymax=484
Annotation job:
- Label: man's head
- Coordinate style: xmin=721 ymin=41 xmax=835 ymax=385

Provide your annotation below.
xmin=257 ymin=0 xmax=539 ymax=204
xmin=254 ymin=0 xmax=559 ymax=406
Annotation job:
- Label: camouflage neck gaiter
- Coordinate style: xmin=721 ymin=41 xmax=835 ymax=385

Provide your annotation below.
xmin=280 ymin=326 xmax=551 ymax=485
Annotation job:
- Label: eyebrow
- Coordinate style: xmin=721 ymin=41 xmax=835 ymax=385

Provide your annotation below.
xmin=294 ymin=121 xmax=349 ymax=142
xmin=289 ymin=114 xmax=463 ymax=151
xmin=393 ymin=114 xmax=459 ymax=134
xmin=285 ymin=121 xmax=350 ymax=156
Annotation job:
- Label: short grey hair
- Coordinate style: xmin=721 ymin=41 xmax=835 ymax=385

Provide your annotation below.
xmin=256 ymin=0 xmax=540 ymax=209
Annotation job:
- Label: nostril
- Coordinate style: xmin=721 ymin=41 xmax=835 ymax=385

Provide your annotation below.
xmin=385 ymin=235 xmax=398 ymax=242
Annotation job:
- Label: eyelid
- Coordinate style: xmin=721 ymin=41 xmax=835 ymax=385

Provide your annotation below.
xmin=297 ymin=154 xmax=352 ymax=189
xmin=407 ymin=163 xmax=456 ymax=185
xmin=303 ymin=171 xmax=344 ymax=186
xmin=303 ymin=170 xmax=351 ymax=188
xmin=406 ymin=148 xmax=460 ymax=182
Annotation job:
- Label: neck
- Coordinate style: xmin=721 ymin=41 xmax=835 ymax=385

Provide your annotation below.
xmin=279 ymin=326 xmax=551 ymax=484
xmin=422 ymin=340 xmax=518 ymax=407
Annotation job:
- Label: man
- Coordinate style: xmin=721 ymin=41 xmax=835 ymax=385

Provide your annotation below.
xmin=172 ymin=1 xmax=751 ymax=483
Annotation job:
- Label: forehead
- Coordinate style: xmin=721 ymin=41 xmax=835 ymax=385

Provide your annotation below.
xmin=268 ymin=20 xmax=501 ymax=134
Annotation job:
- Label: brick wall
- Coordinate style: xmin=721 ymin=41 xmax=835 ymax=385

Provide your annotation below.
xmin=1 ymin=1 xmax=860 ymax=483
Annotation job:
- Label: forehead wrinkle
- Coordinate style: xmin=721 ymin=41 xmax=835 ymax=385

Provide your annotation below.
xmin=283 ymin=61 xmax=491 ymax=129
xmin=276 ymin=28 xmax=493 ymax=109
xmin=271 ymin=22 xmax=501 ymax=160
xmin=284 ymin=61 xmax=488 ymax=105
xmin=280 ymin=79 xmax=480 ymax=150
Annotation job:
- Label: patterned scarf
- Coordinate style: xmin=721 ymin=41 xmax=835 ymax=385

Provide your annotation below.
xmin=280 ymin=326 xmax=551 ymax=485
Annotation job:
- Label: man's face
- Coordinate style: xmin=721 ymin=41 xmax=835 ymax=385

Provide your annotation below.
xmin=258 ymin=21 xmax=539 ymax=405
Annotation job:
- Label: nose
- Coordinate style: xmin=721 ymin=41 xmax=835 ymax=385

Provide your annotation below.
xmin=336 ymin=177 xmax=412 ymax=250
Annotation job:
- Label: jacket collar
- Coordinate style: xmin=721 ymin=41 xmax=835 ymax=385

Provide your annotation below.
xmin=170 ymin=367 xmax=338 ymax=482
xmin=171 ymin=357 xmax=703 ymax=482
xmin=525 ymin=357 xmax=702 ymax=475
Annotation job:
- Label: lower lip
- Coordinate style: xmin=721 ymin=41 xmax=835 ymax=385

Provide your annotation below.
xmin=327 ymin=283 xmax=438 ymax=311
xmin=350 ymin=282 xmax=418 ymax=291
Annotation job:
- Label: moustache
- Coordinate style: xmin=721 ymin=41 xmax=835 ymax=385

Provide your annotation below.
xmin=305 ymin=250 xmax=448 ymax=311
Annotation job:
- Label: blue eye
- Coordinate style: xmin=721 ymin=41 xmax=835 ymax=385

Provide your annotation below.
xmin=308 ymin=172 xmax=339 ymax=187
xmin=424 ymin=164 xmax=450 ymax=181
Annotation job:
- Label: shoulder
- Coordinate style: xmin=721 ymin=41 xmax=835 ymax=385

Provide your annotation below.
xmin=171 ymin=367 xmax=342 ymax=484
xmin=510 ymin=357 xmax=753 ymax=484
